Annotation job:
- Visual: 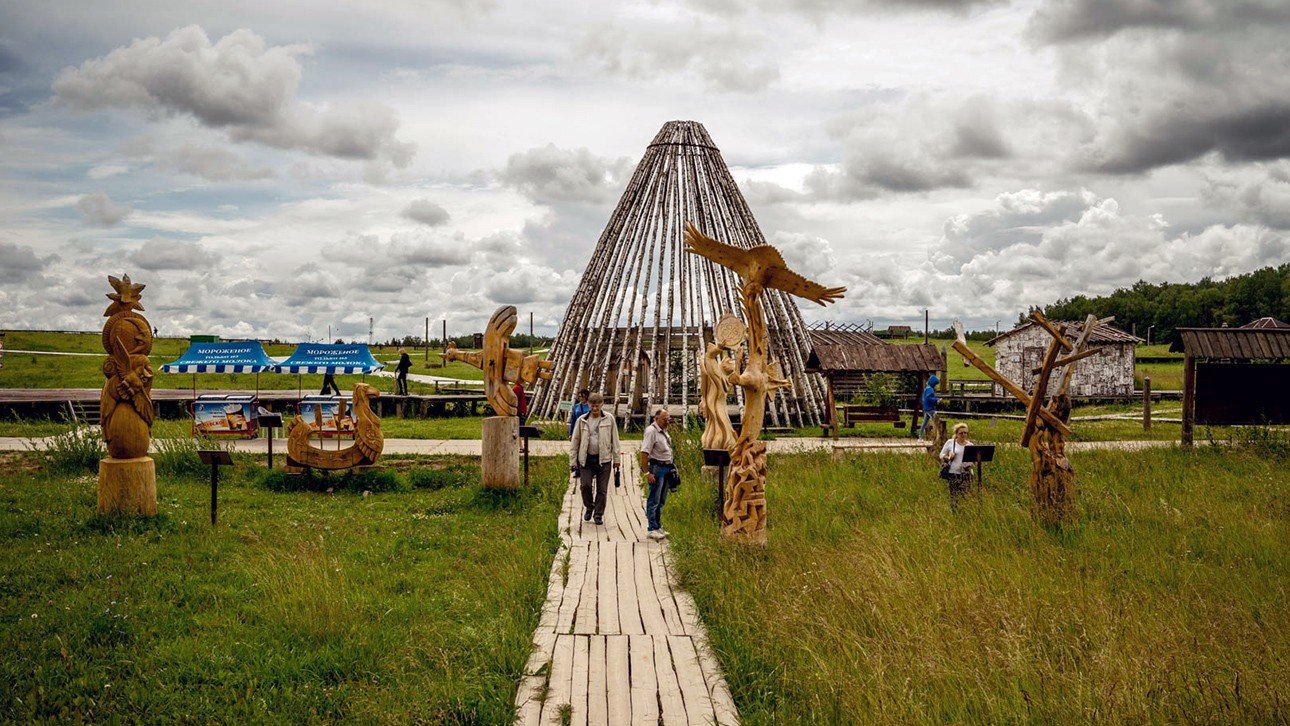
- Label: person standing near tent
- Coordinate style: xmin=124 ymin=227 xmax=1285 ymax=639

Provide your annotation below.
xmin=513 ymin=381 xmax=528 ymax=425
xmin=568 ymin=388 xmax=590 ymax=439
xmin=395 ymin=348 xmax=411 ymax=395
xmin=919 ymin=374 xmax=940 ymax=442
xmin=320 ymin=372 xmax=341 ymax=395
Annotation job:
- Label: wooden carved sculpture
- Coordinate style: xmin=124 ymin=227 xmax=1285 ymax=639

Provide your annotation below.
xmin=698 ymin=313 xmax=743 ymax=451
xmin=445 ymin=305 xmax=554 ymax=416
xmin=285 ymin=382 xmax=384 ymax=472
xmin=685 ymin=223 xmax=845 ymax=544
xmin=98 ymin=274 xmax=157 ymax=516
xmin=951 ymin=312 xmax=1107 ymax=526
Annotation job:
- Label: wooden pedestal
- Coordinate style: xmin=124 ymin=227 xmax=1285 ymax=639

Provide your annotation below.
xmin=98 ymin=456 xmax=158 ymax=516
xmin=481 ymin=416 xmax=520 ymax=491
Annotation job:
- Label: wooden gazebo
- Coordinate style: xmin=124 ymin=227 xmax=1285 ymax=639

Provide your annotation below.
xmin=1174 ymin=327 xmax=1290 ymax=445
xmin=805 ymin=342 xmax=945 ymax=439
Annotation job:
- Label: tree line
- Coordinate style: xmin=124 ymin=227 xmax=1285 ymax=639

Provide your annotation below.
xmin=1034 ymin=264 xmax=1289 ymax=344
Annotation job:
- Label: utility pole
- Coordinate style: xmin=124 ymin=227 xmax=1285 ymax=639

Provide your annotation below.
xmin=924 ymin=309 xmax=929 ymax=344
xmin=368 ymin=317 xmax=373 ymax=346
xmin=442 ymin=319 xmax=448 ymax=368
xmin=529 ymin=311 xmax=534 ymax=355
xmin=425 ymin=317 xmax=429 ymax=362
xmin=328 ymin=324 xmax=331 ymax=342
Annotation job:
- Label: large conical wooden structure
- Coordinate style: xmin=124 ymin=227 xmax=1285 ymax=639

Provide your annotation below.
xmin=534 ymin=121 xmax=826 ymax=427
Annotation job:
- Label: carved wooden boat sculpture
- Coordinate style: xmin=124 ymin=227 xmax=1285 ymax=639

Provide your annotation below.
xmin=285 ymin=382 xmax=384 ymax=471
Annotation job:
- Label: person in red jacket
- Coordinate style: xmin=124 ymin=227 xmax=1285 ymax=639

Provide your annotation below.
xmin=513 ymin=381 xmax=528 ymax=426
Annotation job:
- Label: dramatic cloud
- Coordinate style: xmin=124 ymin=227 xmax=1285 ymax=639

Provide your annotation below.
xmin=770 ymin=231 xmax=838 ymax=281
xmin=163 ymin=145 xmax=274 ymax=181
xmin=1203 ymin=162 xmax=1290 ymax=229
xmin=0 ymin=240 xmax=53 ymax=283
xmin=578 ymin=21 xmax=780 ymax=93
xmin=76 ymin=192 xmax=132 ymax=226
xmin=53 ymin=25 xmax=415 ymax=169
xmin=402 ymin=198 xmax=451 ymax=226
xmin=501 ymin=145 xmax=633 ymax=206
xmin=1029 ymin=0 xmax=1290 ymax=43
xmin=129 ymin=237 xmax=218 ymax=271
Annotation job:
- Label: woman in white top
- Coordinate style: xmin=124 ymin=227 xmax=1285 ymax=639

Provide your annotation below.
xmin=938 ymin=422 xmax=974 ymax=507
xmin=569 ymin=392 xmax=620 ymax=525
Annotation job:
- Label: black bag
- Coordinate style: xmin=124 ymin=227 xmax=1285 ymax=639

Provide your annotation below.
xmin=667 ymin=467 xmax=681 ymax=491
xmin=614 ymin=468 xmax=621 ymax=488
xmin=939 ymin=462 xmax=952 ymax=480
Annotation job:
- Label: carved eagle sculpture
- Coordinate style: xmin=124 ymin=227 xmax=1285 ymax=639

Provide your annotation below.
xmin=683 ymin=222 xmax=846 ymax=306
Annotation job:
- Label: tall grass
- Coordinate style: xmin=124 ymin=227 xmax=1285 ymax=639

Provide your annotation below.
xmin=664 ymin=445 xmax=1289 ymax=723
xmin=27 ymin=425 xmax=104 ymax=474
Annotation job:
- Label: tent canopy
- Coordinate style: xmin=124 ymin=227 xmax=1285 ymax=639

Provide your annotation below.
xmin=275 ymin=343 xmax=384 ymax=374
xmin=160 ymin=341 xmax=276 ymax=373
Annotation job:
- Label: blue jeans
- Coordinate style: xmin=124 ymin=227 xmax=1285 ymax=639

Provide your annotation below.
xmin=920 ymin=410 xmax=936 ymax=438
xmin=646 ymin=461 xmax=673 ymax=531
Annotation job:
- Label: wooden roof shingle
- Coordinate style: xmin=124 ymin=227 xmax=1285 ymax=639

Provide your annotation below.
xmin=1176 ymin=328 xmax=1290 ymax=359
xmin=806 ymin=343 xmax=944 ymax=373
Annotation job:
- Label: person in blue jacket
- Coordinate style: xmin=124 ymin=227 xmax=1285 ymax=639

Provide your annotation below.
xmin=919 ymin=374 xmax=940 ymax=441
xmin=568 ymin=388 xmax=590 ymax=439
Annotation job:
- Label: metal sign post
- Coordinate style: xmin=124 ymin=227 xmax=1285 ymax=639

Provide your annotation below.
xmin=198 ymin=449 xmax=234 ymax=525
xmin=519 ymin=425 xmax=540 ymax=487
xmin=257 ymin=409 xmax=283 ymax=469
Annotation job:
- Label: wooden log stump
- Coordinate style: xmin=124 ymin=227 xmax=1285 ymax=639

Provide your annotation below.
xmin=481 ymin=415 xmax=520 ymax=490
xmin=98 ymin=456 xmax=157 ymax=516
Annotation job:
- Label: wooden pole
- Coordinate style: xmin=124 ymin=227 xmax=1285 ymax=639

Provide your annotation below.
xmin=1181 ymin=354 xmax=1195 ymax=447
xmin=442 ymin=320 xmax=447 ymax=368
xmin=828 ymin=375 xmax=838 ymax=440
xmin=1143 ymin=375 xmax=1152 ymax=431
xmin=425 ymin=317 xmax=429 ymax=363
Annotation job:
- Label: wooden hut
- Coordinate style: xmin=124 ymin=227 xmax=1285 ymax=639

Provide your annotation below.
xmin=1174 ymin=327 xmax=1290 ymax=445
xmin=987 ymin=320 xmax=1140 ymax=397
xmin=805 ymin=341 xmax=944 ymax=439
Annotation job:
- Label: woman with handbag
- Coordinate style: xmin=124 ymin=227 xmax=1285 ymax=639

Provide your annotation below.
xmin=569 ymin=392 xmax=620 ymax=526
xmin=938 ymin=423 xmax=974 ymax=509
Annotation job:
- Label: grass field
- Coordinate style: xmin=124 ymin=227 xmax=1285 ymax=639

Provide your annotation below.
xmin=662 ymin=438 xmax=1289 ymax=723
xmin=0 ymin=450 xmax=567 ymax=722
xmin=0 ymin=330 xmax=485 ymax=389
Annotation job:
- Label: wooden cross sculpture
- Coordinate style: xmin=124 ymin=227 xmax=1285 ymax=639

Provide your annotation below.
xmin=685 ymin=222 xmax=845 ymax=545
xmin=446 ymin=305 xmax=553 ymax=416
xmin=951 ymin=311 xmax=1109 ymax=526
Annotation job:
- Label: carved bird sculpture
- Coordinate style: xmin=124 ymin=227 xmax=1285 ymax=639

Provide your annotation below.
xmin=683 ymin=222 xmax=846 ymax=306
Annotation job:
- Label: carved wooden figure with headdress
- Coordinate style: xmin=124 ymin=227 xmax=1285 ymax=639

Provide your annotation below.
xmin=97 ymin=274 xmax=158 ymax=516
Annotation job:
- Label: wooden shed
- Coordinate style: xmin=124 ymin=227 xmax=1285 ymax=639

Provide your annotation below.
xmin=987 ymin=321 xmax=1140 ymax=397
xmin=1174 ymin=327 xmax=1290 ymax=445
xmin=805 ymin=341 xmax=944 ymax=438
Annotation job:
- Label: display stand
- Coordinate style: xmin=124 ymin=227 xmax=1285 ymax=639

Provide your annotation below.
xmin=962 ymin=444 xmax=996 ymax=493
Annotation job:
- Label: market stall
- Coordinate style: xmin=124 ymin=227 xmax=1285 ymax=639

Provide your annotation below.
xmin=274 ymin=343 xmax=385 ymax=437
xmin=160 ymin=340 xmax=277 ymax=437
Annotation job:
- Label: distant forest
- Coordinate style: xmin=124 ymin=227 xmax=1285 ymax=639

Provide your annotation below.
xmin=1036 ymin=264 xmax=1289 ymax=344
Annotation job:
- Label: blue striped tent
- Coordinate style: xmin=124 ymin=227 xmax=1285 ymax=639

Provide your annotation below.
xmin=160 ymin=341 xmax=277 ymax=373
xmin=274 ymin=343 xmax=384 ymax=374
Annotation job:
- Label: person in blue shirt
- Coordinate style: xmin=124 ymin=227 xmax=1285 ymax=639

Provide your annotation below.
xmin=919 ymin=374 xmax=939 ymax=442
xmin=568 ymin=388 xmax=590 ymax=439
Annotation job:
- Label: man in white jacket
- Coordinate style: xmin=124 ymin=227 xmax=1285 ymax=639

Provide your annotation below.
xmin=569 ymin=392 xmax=620 ymax=525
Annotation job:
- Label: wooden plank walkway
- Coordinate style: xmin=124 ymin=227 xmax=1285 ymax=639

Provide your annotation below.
xmin=514 ymin=450 xmax=738 ymax=725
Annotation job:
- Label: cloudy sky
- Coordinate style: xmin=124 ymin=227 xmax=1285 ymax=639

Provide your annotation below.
xmin=1 ymin=0 xmax=1287 ymax=341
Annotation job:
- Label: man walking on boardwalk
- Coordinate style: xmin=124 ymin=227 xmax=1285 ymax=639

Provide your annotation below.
xmin=639 ymin=409 xmax=675 ymax=540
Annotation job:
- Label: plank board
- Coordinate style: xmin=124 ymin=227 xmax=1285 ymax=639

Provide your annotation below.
xmin=628 ymin=634 xmax=660 ymax=725
xmin=571 ymin=635 xmax=589 ymax=726
xmin=654 ymin=635 xmax=689 ymax=724
xmin=574 ymin=541 xmax=599 ymax=634
xmin=597 ymin=541 xmax=620 ymax=634
xmin=539 ymin=634 xmax=575 ymax=725
xmin=606 ymin=635 xmax=632 ymax=724
xmin=588 ymin=636 xmax=609 ymax=726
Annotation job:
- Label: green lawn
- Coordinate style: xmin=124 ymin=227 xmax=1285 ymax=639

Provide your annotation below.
xmin=0 ymin=451 xmax=567 ymax=722
xmin=663 ymin=441 xmax=1289 ymax=723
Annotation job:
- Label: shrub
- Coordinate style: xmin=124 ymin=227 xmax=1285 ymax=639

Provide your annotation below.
xmin=408 ymin=466 xmax=472 ymax=490
xmin=255 ymin=467 xmax=410 ymax=494
xmin=30 ymin=425 xmax=104 ymax=474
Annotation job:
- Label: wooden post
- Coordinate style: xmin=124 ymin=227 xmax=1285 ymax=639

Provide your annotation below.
xmin=1181 ymin=354 xmax=1195 ymax=447
xmin=912 ymin=372 xmax=924 ymax=438
xmin=442 ymin=320 xmax=447 ymax=368
xmin=1142 ymin=376 xmax=1152 ymax=431
xmin=481 ymin=416 xmax=520 ymax=490
xmin=827 ymin=375 xmax=838 ymax=440
xmin=425 ymin=317 xmax=429 ymax=363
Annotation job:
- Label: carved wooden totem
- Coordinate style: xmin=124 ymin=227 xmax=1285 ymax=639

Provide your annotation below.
xmin=698 ymin=313 xmax=743 ymax=451
xmin=445 ymin=305 xmax=553 ymax=416
xmin=951 ymin=312 xmax=1107 ymax=526
xmin=98 ymin=274 xmax=158 ymax=516
xmin=685 ymin=223 xmax=845 ymax=545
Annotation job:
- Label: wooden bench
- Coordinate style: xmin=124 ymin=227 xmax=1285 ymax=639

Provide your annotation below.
xmin=841 ymin=404 xmax=905 ymax=428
